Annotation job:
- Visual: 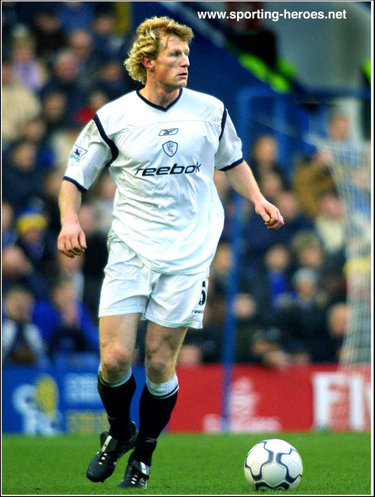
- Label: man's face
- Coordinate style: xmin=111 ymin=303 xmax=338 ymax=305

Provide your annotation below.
xmin=151 ymin=35 xmax=190 ymax=89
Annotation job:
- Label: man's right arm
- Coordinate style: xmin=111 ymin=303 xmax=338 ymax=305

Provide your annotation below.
xmin=57 ymin=180 xmax=87 ymax=258
xmin=57 ymin=115 xmax=113 ymax=257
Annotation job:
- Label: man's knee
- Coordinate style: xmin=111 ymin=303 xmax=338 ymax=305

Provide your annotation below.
xmin=101 ymin=343 xmax=133 ymax=379
xmin=144 ymin=323 xmax=187 ymax=382
xmin=98 ymin=313 xmax=139 ymax=380
xmin=145 ymin=351 xmax=168 ymax=377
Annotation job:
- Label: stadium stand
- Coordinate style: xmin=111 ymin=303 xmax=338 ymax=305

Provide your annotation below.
xmin=2 ymin=1 xmax=369 ymax=373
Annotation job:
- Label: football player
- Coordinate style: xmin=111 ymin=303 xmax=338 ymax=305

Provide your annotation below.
xmin=57 ymin=16 xmax=284 ymax=489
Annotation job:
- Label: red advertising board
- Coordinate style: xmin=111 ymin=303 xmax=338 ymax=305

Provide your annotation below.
xmin=170 ymin=364 xmax=371 ymax=432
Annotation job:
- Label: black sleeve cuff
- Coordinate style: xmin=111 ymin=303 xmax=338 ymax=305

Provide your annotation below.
xmin=220 ymin=158 xmax=244 ymax=171
xmin=63 ymin=176 xmax=87 ymax=192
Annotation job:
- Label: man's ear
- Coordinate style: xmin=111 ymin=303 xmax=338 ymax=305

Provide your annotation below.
xmin=141 ymin=56 xmax=155 ymax=72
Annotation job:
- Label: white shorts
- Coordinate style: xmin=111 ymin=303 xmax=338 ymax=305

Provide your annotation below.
xmin=98 ymin=234 xmax=209 ymax=329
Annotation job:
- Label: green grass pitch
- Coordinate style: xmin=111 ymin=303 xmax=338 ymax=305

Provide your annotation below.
xmin=2 ymin=431 xmax=371 ymax=495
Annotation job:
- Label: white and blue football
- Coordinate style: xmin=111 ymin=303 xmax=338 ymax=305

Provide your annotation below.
xmin=244 ymin=438 xmax=303 ymax=491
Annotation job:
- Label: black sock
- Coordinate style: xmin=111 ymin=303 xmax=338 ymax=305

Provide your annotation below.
xmin=97 ymin=372 xmax=136 ymax=440
xmin=130 ymin=385 xmax=178 ymax=466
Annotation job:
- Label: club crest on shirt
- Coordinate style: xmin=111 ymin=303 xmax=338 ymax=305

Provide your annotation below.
xmin=69 ymin=144 xmax=88 ymax=162
xmin=162 ymin=141 xmax=178 ymax=157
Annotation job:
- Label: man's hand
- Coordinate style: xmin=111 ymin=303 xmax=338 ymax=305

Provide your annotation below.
xmin=223 ymin=161 xmax=284 ymax=230
xmin=254 ymin=198 xmax=284 ymax=230
xmin=57 ymin=219 xmax=87 ymax=258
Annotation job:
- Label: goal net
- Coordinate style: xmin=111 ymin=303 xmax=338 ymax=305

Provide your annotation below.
xmin=325 ymin=141 xmax=371 ymax=364
xmin=313 ymin=138 xmax=372 ymax=431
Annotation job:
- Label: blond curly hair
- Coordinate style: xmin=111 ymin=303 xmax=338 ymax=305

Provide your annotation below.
xmin=124 ymin=16 xmax=194 ymax=85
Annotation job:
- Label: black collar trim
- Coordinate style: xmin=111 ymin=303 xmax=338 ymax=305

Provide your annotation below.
xmin=136 ymin=88 xmax=183 ymax=111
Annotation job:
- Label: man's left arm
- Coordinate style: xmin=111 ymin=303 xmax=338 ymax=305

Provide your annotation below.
xmin=224 ymin=160 xmax=284 ymax=230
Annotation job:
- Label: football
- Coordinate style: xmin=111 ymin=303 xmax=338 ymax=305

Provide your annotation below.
xmin=244 ymin=438 xmax=303 ymax=490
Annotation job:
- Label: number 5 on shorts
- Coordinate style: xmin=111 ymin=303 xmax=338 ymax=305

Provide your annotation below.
xmin=199 ymin=280 xmax=207 ymax=306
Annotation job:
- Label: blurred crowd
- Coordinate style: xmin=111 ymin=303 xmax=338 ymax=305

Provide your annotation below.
xmin=182 ymin=112 xmax=351 ymax=369
xmin=2 ymin=2 xmax=351 ymax=370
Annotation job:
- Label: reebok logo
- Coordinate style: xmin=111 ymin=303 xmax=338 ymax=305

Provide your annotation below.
xmin=135 ymin=162 xmax=201 ymax=177
xmin=159 ymin=128 xmax=179 ymax=136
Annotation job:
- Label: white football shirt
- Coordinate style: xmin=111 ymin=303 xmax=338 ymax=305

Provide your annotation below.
xmin=64 ymin=88 xmax=243 ymax=274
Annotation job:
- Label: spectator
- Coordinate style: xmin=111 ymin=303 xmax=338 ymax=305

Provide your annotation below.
xmin=222 ymin=281 xmax=291 ymax=368
xmin=39 ymin=50 xmax=87 ymax=118
xmin=319 ymin=256 xmax=347 ymax=307
xmin=273 ymin=190 xmax=314 ymax=243
xmin=247 ymin=243 xmax=295 ymax=324
xmin=68 ymin=29 xmax=101 ymax=84
xmin=293 ymin=231 xmax=346 ymax=308
xmin=20 ymin=116 xmax=56 ymax=170
xmin=233 ymin=292 xmax=259 ymax=326
xmin=291 ymin=231 xmax=325 ymax=272
xmin=11 ymin=33 xmax=47 ymax=91
xmin=31 ymin=8 xmax=67 ymax=64
xmin=52 ymin=251 xmax=86 ymax=305
xmin=233 ymin=292 xmax=263 ymax=362
xmin=258 ymin=171 xmax=284 ymax=204
xmin=249 ymin=135 xmax=289 ymax=187
xmin=2 ymin=57 xmax=41 ymax=146
xmin=2 ymin=286 xmax=47 ymax=366
xmin=40 ymin=90 xmax=70 ymax=137
xmin=293 ymin=113 xmax=351 ymax=219
xmin=95 ymin=58 xmax=135 ymax=100
xmin=272 ymin=267 xmax=332 ymax=363
xmin=32 ymin=277 xmax=99 ymax=361
xmin=2 ymin=245 xmax=49 ymax=300
xmin=248 ymin=327 xmax=290 ymax=369
xmin=293 ymin=148 xmax=336 ymax=219
xmin=92 ymin=10 xmax=126 ymax=60
xmin=326 ymin=302 xmax=349 ymax=361
xmin=2 ymin=140 xmax=45 ymax=213
xmin=15 ymin=208 xmax=57 ymax=277
xmin=314 ymin=192 xmax=345 ymax=256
